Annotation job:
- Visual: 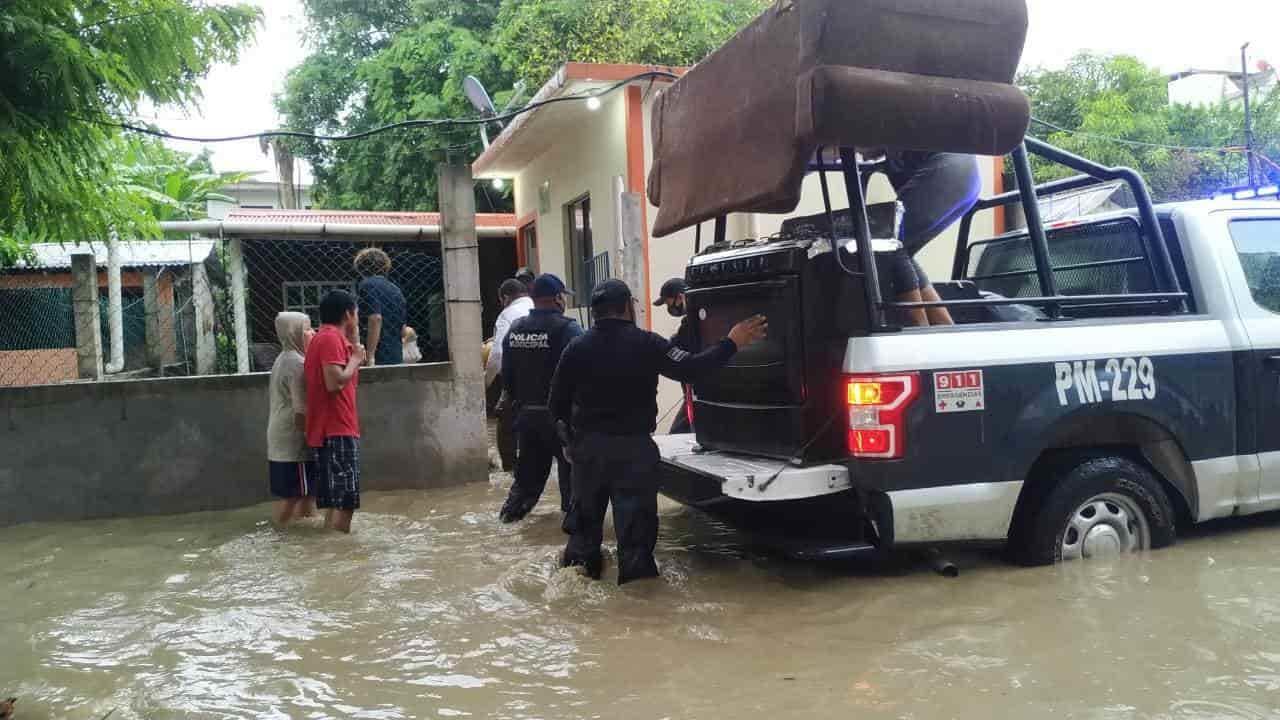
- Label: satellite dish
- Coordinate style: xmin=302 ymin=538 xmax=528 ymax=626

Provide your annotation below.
xmin=463 ymin=75 xmax=498 ymax=148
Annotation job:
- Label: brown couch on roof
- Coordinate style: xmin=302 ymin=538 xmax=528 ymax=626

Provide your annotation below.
xmin=647 ymin=0 xmax=1031 ymax=238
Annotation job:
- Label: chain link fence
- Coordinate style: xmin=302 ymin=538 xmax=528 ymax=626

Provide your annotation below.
xmin=237 ymin=237 xmax=446 ymax=371
xmin=0 ymin=236 xmax=447 ymax=388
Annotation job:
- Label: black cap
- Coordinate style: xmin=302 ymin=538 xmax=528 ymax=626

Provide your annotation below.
xmin=590 ymin=278 xmax=633 ymax=308
xmin=531 ymin=273 xmax=572 ymax=298
xmin=653 ymin=277 xmax=688 ymax=306
xmin=514 ymin=266 xmax=535 ymax=282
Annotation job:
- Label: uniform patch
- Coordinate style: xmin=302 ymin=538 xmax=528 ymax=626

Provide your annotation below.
xmin=934 ymin=370 xmax=984 ymax=413
xmin=667 ymin=347 xmax=691 ymax=362
xmin=508 ymin=332 xmax=551 ymax=349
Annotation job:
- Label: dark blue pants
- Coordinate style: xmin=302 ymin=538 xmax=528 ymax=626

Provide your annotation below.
xmin=501 ymin=410 xmax=570 ymax=520
xmin=561 ymin=433 xmax=661 ymax=585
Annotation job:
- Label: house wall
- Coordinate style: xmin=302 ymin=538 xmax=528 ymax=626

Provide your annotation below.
xmin=207 ymin=184 xmax=314 ymax=219
xmin=511 ymin=91 xmax=631 ymax=325
xmin=0 ymin=363 xmax=487 ymax=527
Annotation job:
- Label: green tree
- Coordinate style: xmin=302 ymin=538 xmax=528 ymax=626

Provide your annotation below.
xmin=494 ymin=0 xmax=766 ymax=88
xmin=0 ymin=0 xmax=260 ymax=266
xmin=118 ymin=139 xmax=252 ymax=222
xmin=276 ymin=0 xmax=768 ymax=212
xmin=1020 ymin=52 xmax=1279 ymax=202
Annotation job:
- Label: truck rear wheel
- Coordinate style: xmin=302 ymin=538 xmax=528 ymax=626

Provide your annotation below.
xmin=1016 ymin=455 xmax=1175 ymax=566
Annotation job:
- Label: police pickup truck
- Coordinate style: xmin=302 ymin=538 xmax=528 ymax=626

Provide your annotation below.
xmin=658 ymin=176 xmax=1280 ymax=565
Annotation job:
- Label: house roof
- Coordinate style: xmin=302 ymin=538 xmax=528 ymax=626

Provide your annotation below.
xmin=472 ymin=62 xmax=686 ymax=177
xmin=226 ymin=208 xmax=517 ymax=229
xmin=16 ymin=240 xmax=216 ymax=271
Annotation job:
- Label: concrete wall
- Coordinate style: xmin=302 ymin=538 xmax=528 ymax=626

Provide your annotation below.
xmin=0 ymin=362 xmax=487 ymax=527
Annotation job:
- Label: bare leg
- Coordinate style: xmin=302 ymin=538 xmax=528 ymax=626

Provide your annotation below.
xmin=325 ymin=509 xmax=354 ymax=533
xmin=896 ymin=289 xmax=930 ymax=327
xmin=299 ymin=496 xmax=316 ymax=518
xmin=920 ymin=285 xmax=954 ymax=326
xmin=272 ymin=498 xmax=302 ymax=527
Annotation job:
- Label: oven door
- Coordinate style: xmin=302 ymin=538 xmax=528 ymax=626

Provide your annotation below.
xmin=686 ymin=277 xmax=804 ymax=406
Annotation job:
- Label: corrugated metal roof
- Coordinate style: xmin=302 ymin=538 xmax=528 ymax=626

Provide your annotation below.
xmin=226 ymin=209 xmax=517 ymax=229
xmin=14 ymin=240 xmax=216 ymax=271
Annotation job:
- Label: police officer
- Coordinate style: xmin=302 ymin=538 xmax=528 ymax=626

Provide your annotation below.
xmin=550 ymin=279 xmax=766 ymax=583
xmin=498 ymin=274 xmax=583 ymax=523
xmin=653 ymin=277 xmax=696 ymax=435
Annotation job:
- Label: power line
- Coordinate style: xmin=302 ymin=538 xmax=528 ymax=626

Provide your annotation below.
xmin=1030 ymin=116 xmax=1234 ymax=153
xmin=94 ymin=71 xmax=681 ymax=144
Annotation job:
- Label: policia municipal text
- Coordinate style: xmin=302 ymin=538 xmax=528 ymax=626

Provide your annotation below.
xmin=550 ymin=279 xmax=767 ymax=584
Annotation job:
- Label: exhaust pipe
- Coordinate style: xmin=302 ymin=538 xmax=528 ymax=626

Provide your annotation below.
xmin=927 ymin=548 xmax=959 ymax=578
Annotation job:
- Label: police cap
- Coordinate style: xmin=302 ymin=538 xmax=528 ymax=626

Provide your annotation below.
xmin=590 ymin=278 xmax=633 ymax=308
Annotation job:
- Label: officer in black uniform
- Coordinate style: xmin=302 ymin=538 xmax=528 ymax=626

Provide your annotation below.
xmin=653 ymin=277 xmax=697 ymax=435
xmin=550 ymin=279 xmax=767 ymax=583
xmin=498 ymin=274 xmax=583 ymax=523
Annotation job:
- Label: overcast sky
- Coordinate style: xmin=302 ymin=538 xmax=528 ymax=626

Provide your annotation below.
xmin=153 ymin=0 xmax=1280 ymax=184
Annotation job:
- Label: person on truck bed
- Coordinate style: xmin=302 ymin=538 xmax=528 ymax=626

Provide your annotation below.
xmin=550 ymin=279 xmax=767 ymax=584
xmin=868 ymin=150 xmax=982 ymax=327
xmin=653 ymin=277 xmax=696 ymax=435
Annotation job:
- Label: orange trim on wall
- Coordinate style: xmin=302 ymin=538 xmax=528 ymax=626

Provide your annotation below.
xmin=625 ymin=85 xmax=654 ymax=328
xmin=565 ymin=63 xmax=687 ymax=83
xmin=992 ymin=156 xmax=1006 ymax=235
xmin=514 ymin=211 xmax=537 ymax=268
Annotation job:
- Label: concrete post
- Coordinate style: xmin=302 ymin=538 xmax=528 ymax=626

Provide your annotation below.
xmin=619 ymin=191 xmax=649 ymax=330
xmin=227 ymin=237 xmax=250 ymax=374
xmin=71 ymin=253 xmax=103 ymax=380
xmin=437 ymin=163 xmax=488 ymax=483
xmin=191 ymin=260 xmax=218 ymax=375
xmin=143 ymin=271 xmax=164 ymax=373
xmin=104 ymin=231 xmax=125 ymax=374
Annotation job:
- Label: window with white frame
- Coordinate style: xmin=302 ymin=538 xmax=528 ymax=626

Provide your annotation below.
xmin=282 ymin=281 xmax=357 ymax=326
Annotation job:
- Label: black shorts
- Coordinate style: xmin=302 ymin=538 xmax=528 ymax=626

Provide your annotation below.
xmin=316 ymin=436 xmax=361 ymax=511
xmin=889 ymin=250 xmax=930 ymax=294
xmin=269 ymin=461 xmax=317 ymax=499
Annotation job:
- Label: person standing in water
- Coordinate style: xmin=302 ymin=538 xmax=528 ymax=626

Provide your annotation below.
xmin=267 ymin=311 xmax=317 ymax=526
xmin=305 ymin=290 xmax=367 ymax=533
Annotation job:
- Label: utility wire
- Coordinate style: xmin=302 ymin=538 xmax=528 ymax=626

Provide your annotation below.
xmin=94 ymin=71 xmax=681 ymax=144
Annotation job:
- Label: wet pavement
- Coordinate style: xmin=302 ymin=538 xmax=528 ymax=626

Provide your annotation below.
xmin=5 ymin=472 xmax=1280 ymax=719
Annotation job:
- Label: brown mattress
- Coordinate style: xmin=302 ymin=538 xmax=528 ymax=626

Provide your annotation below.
xmin=647 ymin=0 xmax=1031 ymax=237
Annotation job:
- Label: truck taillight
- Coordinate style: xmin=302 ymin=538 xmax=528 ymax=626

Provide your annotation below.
xmin=845 ymin=373 xmax=919 ymax=459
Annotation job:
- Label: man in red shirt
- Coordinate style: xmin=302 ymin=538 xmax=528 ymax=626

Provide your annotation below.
xmin=304 ymin=289 xmax=367 ymax=533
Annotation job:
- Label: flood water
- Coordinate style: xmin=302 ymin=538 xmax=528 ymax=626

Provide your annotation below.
xmin=5 ymin=471 xmax=1280 ymax=720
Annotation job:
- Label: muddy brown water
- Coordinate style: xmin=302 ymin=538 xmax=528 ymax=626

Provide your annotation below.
xmin=5 ymin=473 xmax=1280 ymax=719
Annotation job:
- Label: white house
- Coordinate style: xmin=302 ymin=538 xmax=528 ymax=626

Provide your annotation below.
xmin=472 ymin=62 xmax=1004 ymax=424
xmin=207 ymin=179 xmax=314 ymax=219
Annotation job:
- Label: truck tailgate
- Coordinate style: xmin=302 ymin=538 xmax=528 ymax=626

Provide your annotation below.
xmin=656 ymin=435 xmax=851 ymax=503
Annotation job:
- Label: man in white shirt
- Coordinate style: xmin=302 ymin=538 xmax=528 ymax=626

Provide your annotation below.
xmin=487 ymin=278 xmax=534 ymax=472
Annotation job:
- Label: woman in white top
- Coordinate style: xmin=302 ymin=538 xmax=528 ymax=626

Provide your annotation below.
xmin=267 ymin=311 xmax=316 ymax=526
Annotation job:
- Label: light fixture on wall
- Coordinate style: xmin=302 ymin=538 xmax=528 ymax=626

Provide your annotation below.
xmin=491 ymin=178 xmax=506 ymax=190
xmin=586 ymin=96 xmax=602 ymax=111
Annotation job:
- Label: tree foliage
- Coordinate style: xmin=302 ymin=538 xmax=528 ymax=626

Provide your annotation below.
xmin=494 ymin=0 xmax=767 ymax=87
xmin=0 ymin=0 xmax=260 ymax=265
xmin=118 ymin=139 xmax=251 ymax=222
xmin=1020 ymin=53 xmax=1280 ymax=202
xmin=276 ymin=0 xmax=768 ymax=212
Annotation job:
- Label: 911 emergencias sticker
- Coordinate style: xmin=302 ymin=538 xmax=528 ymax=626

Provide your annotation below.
xmin=934 ymin=370 xmax=984 ymax=413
